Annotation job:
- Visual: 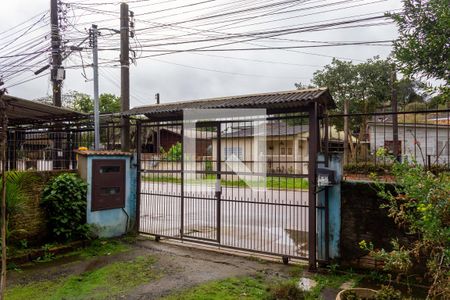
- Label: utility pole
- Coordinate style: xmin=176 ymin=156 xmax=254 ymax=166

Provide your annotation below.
xmin=120 ymin=2 xmax=130 ymax=151
xmin=391 ymin=65 xmax=400 ymax=162
xmin=50 ymin=0 xmax=63 ymax=107
xmin=91 ymin=24 xmax=100 ymax=150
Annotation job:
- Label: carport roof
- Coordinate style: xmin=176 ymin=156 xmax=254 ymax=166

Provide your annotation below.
xmin=123 ymin=88 xmax=335 ymax=120
xmin=1 ymin=95 xmax=85 ymax=124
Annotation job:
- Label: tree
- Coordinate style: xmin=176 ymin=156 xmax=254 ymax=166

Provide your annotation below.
xmin=309 ymin=57 xmax=392 ymax=162
xmin=72 ymin=93 xmax=121 ymax=114
xmin=388 ymin=0 xmax=450 ymax=88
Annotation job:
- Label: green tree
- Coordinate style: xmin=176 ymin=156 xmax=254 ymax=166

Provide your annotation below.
xmin=304 ymin=57 xmax=427 ymax=162
xmin=388 ymin=0 xmax=450 ymax=88
xmin=72 ymin=93 xmax=121 ymax=114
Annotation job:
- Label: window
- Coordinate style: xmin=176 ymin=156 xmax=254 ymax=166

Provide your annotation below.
xmin=280 ymin=148 xmax=286 ymax=155
xmin=224 ymin=147 xmax=243 ymax=160
xmin=287 ymin=148 xmax=293 ymax=155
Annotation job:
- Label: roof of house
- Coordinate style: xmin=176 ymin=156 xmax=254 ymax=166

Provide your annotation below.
xmin=2 ymin=95 xmax=85 ymax=124
xmin=123 ymin=88 xmax=335 ymax=120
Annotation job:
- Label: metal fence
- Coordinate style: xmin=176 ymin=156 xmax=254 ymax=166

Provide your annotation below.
xmin=5 ymin=119 xmax=123 ymax=171
xmin=136 ymin=113 xmax=329 ymax=262
xmin=326 ymin=108 xmax=450 ymax=169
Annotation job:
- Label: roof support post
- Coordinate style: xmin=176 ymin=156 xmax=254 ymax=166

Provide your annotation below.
xmin=0 ymin=94 xmax=8 ymax=298
xmin=308 ymin=102 xmax=318 ymax=271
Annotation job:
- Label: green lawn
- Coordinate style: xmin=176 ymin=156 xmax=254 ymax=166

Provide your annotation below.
xmin=6 ymin=256 xmax=158 ymax=300
xmin=162 ymin=272 xmax=362 ymax=300
xmin=162 ymin=277 xmax=270 ymax=300
xmin=143 ymin=175 xmax=308 ymax=190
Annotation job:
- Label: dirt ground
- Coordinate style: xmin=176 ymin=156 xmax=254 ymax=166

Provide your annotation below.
xmin=8 ymin=237 xmax=303 ymax=299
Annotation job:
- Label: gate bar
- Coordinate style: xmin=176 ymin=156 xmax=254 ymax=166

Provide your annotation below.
xmin=180 ymin=123 xmax=185 ymax=239
xmin=216 ymin=122 xmax=221 ymax=243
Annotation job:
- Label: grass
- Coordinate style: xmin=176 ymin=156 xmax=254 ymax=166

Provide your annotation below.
xmin=143 ymin=175 xmax=309 ymax=190
xmin=75 ymin=239 xmax=131 ymax=258
xmin=162 ymin=276 xmax=270 ymax=300
xmin=163 ymin=275 xmax=315 ymax=300
xmin=306 ymin=271 xmax=362 ymax=299
xmin=6 ymin=255 xmax=158 ymax=300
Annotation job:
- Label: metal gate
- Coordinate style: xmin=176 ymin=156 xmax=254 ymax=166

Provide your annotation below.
xmin=136 ymin=110 xmax=329 ymax=266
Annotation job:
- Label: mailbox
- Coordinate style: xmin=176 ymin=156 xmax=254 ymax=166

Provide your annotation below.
xmin=92 ymin=159 xmax=126 ymax=211
xmin=317 ymin=167 xmax=337 ymax=187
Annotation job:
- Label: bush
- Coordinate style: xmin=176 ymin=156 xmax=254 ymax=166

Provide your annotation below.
xmin=41 ymin=173 xmax=89 ymax=242
xmin=361 ymin=156 xmax=450 ymax=298
xmin=164 ymin=142 xmax=182 ymax=161
xmin=344 ymin=163 xmax=392 ymax=175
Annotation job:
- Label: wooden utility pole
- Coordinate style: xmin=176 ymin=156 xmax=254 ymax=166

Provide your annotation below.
xmin=50 ymin=0 xmax=63 ymax=107
xmin=0 ymin=91 xmax=7 ymax=300
xmin=120 ymin=2 xmax=130 ymax=151
xmin=391 ymin=65 xmax=400 ymax=162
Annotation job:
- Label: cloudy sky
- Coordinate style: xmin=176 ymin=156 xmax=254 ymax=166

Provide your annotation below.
xmin=1 ymin=0 xmax=402 ymax=108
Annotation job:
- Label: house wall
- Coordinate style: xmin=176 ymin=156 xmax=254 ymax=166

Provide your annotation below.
xmin=369 ymin=124 xmax=450 ymax=165
xmin=212 ymin=135 xmax=309 ymax=177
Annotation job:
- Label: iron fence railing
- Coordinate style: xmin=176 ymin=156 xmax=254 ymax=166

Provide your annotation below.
xmin=326 ymin=108 xmax=450 ymax=170
xmin=5 ymin=120 xmax=123 ymax=171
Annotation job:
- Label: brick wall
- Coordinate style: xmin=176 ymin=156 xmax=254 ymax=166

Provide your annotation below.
xmin=9 ymin=170 xmax=74 ymax=246
xmin=340 ymin=180 xmax=415 ymax=267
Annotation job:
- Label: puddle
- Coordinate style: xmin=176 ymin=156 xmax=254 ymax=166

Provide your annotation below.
xmin=285 ymin=229 xmax=308 ymax=254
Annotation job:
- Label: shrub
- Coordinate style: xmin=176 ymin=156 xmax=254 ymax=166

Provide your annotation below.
xmin=361 ymin=156 xmax=450 ymax=298
xmin=41 ymin=173 xmax=89 ymax=242
xmin=164 ymin=142 xmax=182 ymax=161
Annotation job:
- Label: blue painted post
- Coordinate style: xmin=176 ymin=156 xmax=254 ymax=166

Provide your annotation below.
xmin=328 ymin=154 xmax=342 ymax=259
xmin=317 ymin=153 xmax=342 ymax=260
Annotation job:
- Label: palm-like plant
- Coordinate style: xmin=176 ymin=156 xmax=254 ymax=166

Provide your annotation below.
xmin=0 ymin=171 xmax=34 ymax=241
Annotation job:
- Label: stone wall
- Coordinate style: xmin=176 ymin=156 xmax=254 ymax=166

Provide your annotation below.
xmin=340 ymin=180 xmax=414 ymax=267
xmin=9 ymin=170 xmax=73 ymax=246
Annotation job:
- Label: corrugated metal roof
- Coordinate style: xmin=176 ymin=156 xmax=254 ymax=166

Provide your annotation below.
xmin=74 ymin=150 xmax=133 ymax=156
xmin=2 ymin=95 xmax=85 ymax=124
xmin=124 ymin=88 xmax=334 ymax=120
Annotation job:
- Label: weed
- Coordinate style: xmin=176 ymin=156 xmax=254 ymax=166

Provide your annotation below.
xmin=35 ymin=244 xmax=56 ymax=263
xmin=266 ymin=280 xmax=309 ymax=300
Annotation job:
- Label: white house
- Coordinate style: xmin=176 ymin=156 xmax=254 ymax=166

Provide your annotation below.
xmin=368 ymin=122 xmax=450 ymax=166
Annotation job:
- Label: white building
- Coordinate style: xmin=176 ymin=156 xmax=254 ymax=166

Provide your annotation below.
xmin=368 ymin=122 xmax=450 ymax=166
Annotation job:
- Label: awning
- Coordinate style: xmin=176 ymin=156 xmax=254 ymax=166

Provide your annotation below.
xmin=123 ymin=88 xmax=335 ymax=120
xmin=1 ymin=95 xmax=85 ymax=124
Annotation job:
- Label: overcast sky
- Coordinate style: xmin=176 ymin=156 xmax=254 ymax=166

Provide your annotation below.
xmin=1 ymin=0 xmax=402 ymax=108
